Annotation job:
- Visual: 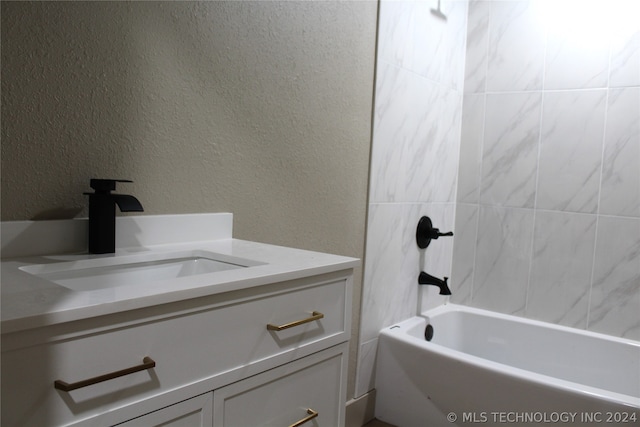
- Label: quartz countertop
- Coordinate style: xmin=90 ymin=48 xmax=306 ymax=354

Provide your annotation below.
xmin=1 ymin=215 xmax=359 ymax=334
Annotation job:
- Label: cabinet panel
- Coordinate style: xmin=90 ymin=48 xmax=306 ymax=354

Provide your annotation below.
xmin=116 ymin=392 xmax=213 ymax=427
xmin=213 ymin=344 xmax=347 ymax=427
xmin=1 ymin=274 xmax=349 ymax=426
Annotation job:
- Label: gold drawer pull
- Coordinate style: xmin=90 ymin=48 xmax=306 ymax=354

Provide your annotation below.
xmin=289 ymin=408 xmax=319 ymax=427
xmin=54 ymin=356 xmax=156 ymax=392
xmin=267 ymin=311 xmax=324 ymax=331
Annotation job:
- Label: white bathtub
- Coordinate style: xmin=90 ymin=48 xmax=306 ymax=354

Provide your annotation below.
xmin=375 ymin=304 xmax=640 ymax=427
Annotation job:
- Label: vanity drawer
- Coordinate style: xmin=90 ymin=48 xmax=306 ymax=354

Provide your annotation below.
xmin=1 ymin=272 xmax=351 ymax=427
xmin=117 ymin=392 xmax=213 ymax=427
xmin=213 ymin=343 xmax=348 ymax=427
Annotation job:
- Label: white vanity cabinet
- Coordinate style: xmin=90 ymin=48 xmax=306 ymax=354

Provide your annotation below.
xmin=1 ymin=270 xmax=353 ymax=427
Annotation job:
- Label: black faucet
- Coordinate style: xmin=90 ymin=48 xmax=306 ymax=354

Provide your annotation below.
xmin=418 ymin=271 xmax=451 ymax=295
xmin=84 ymin=179 xmax=144 ymax=254
xmin=416 ymin=216 xmax=453 ymax=249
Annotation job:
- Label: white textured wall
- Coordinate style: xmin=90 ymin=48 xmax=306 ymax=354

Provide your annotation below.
xmin=1 ymin=1 xmax=376 ymax=399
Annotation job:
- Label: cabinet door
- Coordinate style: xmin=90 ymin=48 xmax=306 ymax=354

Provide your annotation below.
xmin=116 ymin=392 xmax=213 ymax=427
xmin=213 ymin=344 xmax=347 ymax=427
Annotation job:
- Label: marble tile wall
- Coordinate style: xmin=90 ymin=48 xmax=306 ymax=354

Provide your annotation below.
xmin=355 ymin=0 xmax=468 ymax=398
xmin=452 ymin=0 xmax=640 ymax=341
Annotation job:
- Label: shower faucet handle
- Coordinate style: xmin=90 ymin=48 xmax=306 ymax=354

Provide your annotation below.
xmin=416 ymin=216 xmax=453 ymax=249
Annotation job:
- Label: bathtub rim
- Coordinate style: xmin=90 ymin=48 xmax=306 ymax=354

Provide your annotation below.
xmin=380 ymin=304 xmax=640 ymax=409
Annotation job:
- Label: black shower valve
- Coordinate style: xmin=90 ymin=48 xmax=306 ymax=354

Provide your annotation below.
xmin=416 ymin=215 xmax=453 ymax=249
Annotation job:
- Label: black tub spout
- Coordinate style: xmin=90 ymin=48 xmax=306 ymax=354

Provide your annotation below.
xmin=418 ymin=272 xmax=452 ymax=295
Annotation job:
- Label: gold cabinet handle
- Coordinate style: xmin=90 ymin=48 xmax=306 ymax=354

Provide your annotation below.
xmin=289 ymin=408 xmax=318 ymax=427
xmin=267 ymin=311 xmax=324 ymax=331
xmin=54 ymin=356 xmax=156 ymax=392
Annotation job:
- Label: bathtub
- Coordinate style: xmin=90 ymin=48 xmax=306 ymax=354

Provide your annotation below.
xmin=375 ymin=304 xmax=640 ymax=427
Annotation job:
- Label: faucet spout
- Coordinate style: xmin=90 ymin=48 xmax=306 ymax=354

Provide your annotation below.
xmin=418 ymin=271 xmax=451 ymax=295
xmin=84 ymin=179 xmax=144 ymax=254
xmin=113 ymin=194 xmax=144 ymax=212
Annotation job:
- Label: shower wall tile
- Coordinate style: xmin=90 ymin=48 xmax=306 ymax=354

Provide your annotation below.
xmin=544 ymin=35 xmax=610 ymax=90
xmin=457 ymin=94 xmax=484 ymax=203
xmin=486 ymin=0 xmax=545 ymax=92
xmin=450 ymin=203 xmax=478 ymax=305
xmin=480 ymin=92 xmax=541 ymax=208
xmin=463 ymin=1 xmax=489 ymax=94
xmin=589 ymin=216 xmax=640 ymax=341
xmin=360 ymin=203 xmax=417 ymax=343
xmin=403 ymin=0 xmax=468 ymax=90
xmin=453 ymin=0 xmax=640 ymax=343
xmin=441 ymin=89 xmax=464 ymax=191
xmin=526 ymin=211 xmax=596 ymax=328
xmin=369 ymin=63 xmax=403 ymax=203
xmin=536 ymin=90 xmax=606 ymax=213
xmin=399 ymin=204 xmax=423 ymax=306
xmin=379 ymin=0 xmax=467 ymax=91
xmin=369 ymin=63 xmax=418 ymax=203
xmin=377 ymin=0 xmax=414 ymax=69
xmin=610 ymin=30 xmax=640 ymax=87
xmin=404 ymin=86 xmax=456 ymax=203
xmin=371 ymin=62 xmax=463 ymax=205
xmin=407 ymin=1 xmax=449 ymax=85
xmin=443 ymin=0 xmax=470 ymax=91
xmin=406 ymin=89 xmax=462 ymax=203
xmin=472 ymin=206 xmax=534 ymax=315
xmin=600 ymin=87 xmax=640 ymax=217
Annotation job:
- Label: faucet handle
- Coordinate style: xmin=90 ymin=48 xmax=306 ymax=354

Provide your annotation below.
xmin=89 ymin=179 xmax=133 ymax=193
xmin=416 ymin=216 xmax=454 ymax=249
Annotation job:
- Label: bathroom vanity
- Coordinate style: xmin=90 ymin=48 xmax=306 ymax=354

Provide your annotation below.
xmin=1 ymin=214 xmax=358 ymax=426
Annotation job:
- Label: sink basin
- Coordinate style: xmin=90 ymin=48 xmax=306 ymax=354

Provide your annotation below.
xmin=20 ymin=250 xmax=264 ymax=291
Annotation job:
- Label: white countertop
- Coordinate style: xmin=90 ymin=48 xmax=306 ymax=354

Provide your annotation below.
xmin=1 ymin=214 xmax=359 ymax=334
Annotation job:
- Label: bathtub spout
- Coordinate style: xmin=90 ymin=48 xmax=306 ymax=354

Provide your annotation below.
xmin=418 ymin=272 xmax=451 ymax=295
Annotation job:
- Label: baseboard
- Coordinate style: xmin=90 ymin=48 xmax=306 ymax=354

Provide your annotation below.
xmin=345 ymin=389 xmax=376 ymax=427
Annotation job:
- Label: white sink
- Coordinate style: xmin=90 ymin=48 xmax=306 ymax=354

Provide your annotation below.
xmin=20 ymin=250 xmax=264 ymax=291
